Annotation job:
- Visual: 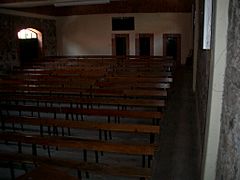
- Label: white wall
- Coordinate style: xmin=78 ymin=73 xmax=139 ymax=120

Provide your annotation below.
xmin=57 ymin=13 xmax=192 ymax=64
xmin=201 ymin=0 xmax=229 ymax=179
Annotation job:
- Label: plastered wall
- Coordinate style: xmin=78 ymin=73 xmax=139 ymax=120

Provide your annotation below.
xmin=57 ymin=13 xmax=192 ymax=64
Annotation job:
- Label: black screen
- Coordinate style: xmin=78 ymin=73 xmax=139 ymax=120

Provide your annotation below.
xmin=112 ymin=17 xmax=135 ymax=31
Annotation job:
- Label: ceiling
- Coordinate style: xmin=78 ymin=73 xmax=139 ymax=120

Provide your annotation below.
xmin=0 ymin=0 xmax=194 ymax=16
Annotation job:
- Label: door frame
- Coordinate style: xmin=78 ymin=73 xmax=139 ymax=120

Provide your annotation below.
xmin=135 ymin=33 xmax=154 ymax=56
xmin=112 ymin=34 xmax=129 ymax=56
xmin=163 ymin=33 xmax=181 ymax=65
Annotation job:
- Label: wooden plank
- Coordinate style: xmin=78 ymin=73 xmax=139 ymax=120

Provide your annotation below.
xmin=16 ymin=165 xmax=78 ymax=180
xmin=95 ymin=81 xmax=170 ymax=89
xmin=0 ymin=104 xmax=163 ymax=120
xmin=0 ymin=132 xmax=157 ymax=155
xmin=0 ymin=94 xmax=165 ymax=108
xmin=105 ymin=76 xmax=173 ymax=83
xmin=0 ymin=86 xmax=168 ymax=98
xmin=2 ymin=116 xmax=160 ymax=134
xmin=0 ymin=152 xmax=152 ymax=178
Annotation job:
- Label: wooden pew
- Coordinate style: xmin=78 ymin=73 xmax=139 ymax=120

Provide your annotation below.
xmin=1 ymin=116 xmax=160 ymax=143
xmin=0 ymin=86 xmax=168 ymax=99
xmin=1 ymin=116 xmax=160 ymax=135
xmin=0 ymin=151 xmax=152 ymax=179
xmin=0 ymin=94 xmax=165 ymax=109
xmin=0 ymin=104 xmax=163 ymax=121
xmin=0 ymin=131 xmax=157 ymax=165
xmin=112 ymin=71 xmax=173 ymax=77
xmin=104 ymin=76 xmax=173 ymax=83
xmin=16 ymin=165 xmax=78 ymax=180
xmin=95 ymin=81 xmax=171 ymax=90
xmin=0 ymin=55 xmax=173 ymax=180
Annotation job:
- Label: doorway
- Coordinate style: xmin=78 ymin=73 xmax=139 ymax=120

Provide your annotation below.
xmin=136 ymin=33 xmax=154 ymax=56
xmin=163 ymin=34 xmax=181 ymax=65
xmin=19 ymin=39 xmax=39 ymax=63
xmin=18 ymin=28 xmax=42 ymax=65
xmin=112 ymin=34 xmax=129 ymax=56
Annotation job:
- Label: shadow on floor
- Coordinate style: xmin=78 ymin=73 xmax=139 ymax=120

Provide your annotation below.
xmin=152 ymin=66 xmax=200 ymax=180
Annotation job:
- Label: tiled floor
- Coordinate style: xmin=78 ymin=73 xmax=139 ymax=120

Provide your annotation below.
xmin=152 ymin=66 xmax=200 ymax=180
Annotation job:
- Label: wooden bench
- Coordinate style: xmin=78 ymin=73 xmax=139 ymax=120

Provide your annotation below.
xmin=0 ymin=94 xmax=166 ymax=109
xmin=0 ymin=131 xmax=157 ymax=167
xmin=95 ymin=81 xmax=171 ymax=90
xmin=0 ymin=86 xmax=168 ymax=99
xmin=104 ymin=76 xmax=173 ymax=83
xmin=0 ymin=104 xmax=163 ymax=122
xmin=0 ymin=55 xmax=174 ymax=180
xmin=0 ymin=78 xmax=95 ymax=89
xmin=112 ymin=71 xmax=173 ymax=77
xmin=16 ymin=164 xmax=78 ymax=180
xmin=0 ymin=151 xmax=152 ymax=179
xmin=1 ymin=115 xmax=160 ymax=143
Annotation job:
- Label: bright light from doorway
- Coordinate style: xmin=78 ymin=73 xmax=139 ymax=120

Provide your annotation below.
xmin=18 ymin=29 xmax=37 ymax=39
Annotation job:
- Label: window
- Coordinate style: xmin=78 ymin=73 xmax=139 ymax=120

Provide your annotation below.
xmin=18 ymin=29 xmax=37 ymax=39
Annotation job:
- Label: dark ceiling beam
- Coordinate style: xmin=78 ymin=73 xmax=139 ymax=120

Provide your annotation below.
xmin=1 ymin=0 xmax=193 ymax=16
xmin=0 ymin=0 xmax=49 ymax=3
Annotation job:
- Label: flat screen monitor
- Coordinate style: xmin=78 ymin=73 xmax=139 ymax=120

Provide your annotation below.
xmin=112 ymin=17 xmax=135 ymax=31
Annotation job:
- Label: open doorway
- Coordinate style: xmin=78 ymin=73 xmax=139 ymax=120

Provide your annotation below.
xmin=17 ymin=28 xmax=42 ymax=65
xmin=112 ymin=34 xmax=129 ymax=56
xmin=163 ymin=34 xmax=181 ymax=65
xmin=136 ymin=33 xmax=154 ymax=56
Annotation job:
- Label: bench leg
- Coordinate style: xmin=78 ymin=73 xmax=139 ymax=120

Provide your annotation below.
xmin=148 ymin=155 xmax=152 ymax=168
xmin=18 ymin=142 xmax=22 ymax=153
xmin=77 ymin=169 xmax=82 ymax=179
xmin=53 ymin=126 xmax=58 ymax=136
xmin=99 ymin=129 xmax=102 ymax=140
xmin=1 ymin=118 xmax=5 ymax=131
xmin=66 ymin=113 xmax=71 ymax=135
xmin=152 ymin=119 xmax=156 ymax=125
xmin=62 ymin=127 xmax=65 ymax=136
xmin=48 ymin=126 xmax=51 ymax=135
xmin=104 ymin=130 xmax=108 ymax=140
xmin=68 ymin=128 xmax=71 ymax=136
xmin=80 ymin=104 xmax=84 ymax=121
xmin=32 ymin=144 xmax=37 ymax=156
xmin=83 ymin=150 xmax=90 ymax=178
xmin=21 ymin=123 xmax=24 ymax=131
xmin=11 ymin=123 xmax=15 ymax=132
xmin=107 ymin=116 xmax=112 ymax=140
xmin=76 ymin=104 xmax=79 ymax=121
xmin=142 ymin=155 xmax=145 ymax=168
xmin=21 ymin=163 xmax=28 ymax=173
xmin=109 ymin=131 xmax=112 ymax=140
xmin=40 ymin=125 xmax=43 ymax=136
xmin=95 ymin=151 xmax=99 ymax=163
xmin=150 ymin=133 xmax=155 ymax=144
xmin=48 ymin=146 xmax=51 ymax=158
xmin=9 ymin=161 xmax=15 ymax=180
xmin=83 ymin=149 xmax=87 ymax=162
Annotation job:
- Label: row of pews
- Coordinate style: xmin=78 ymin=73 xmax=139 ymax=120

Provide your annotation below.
xmin=0 ymin=55 xmax=175 ymax=180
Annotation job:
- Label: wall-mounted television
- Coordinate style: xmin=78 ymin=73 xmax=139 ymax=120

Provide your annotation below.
xmin=112 ymin=17 xmax=135 ymax=31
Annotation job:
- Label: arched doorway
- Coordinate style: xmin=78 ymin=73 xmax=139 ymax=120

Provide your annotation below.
xmin=17 ymin=28 xmax=42 ymax=65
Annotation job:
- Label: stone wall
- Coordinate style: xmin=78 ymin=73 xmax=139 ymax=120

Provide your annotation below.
xmin=216 ymin=0 xmax=240 ymax=179
xmin=0 ymin=13 xmax=56 ymax=72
